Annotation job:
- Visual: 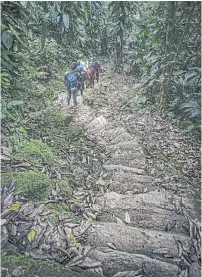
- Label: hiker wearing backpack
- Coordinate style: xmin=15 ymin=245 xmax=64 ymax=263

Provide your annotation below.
xmin=76 ymin=64 xmax=88 ymax=96
xmin=65 ymin=62 xmax=80 ymax=107
xmin=91 ymin=58 xmax=100 ymax=83
xmin=87 ymin=66 xmax=96 ymax=87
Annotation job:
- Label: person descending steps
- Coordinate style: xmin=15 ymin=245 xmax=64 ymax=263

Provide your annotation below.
xmin=87 ymin=65 xmax=96 ymax=88
xmin=76 ymin=62 xmax=88 ymax=96
xmin=90 ymin=57 xmax=101 ymax=83
xmin=64 ymin=61 xmax=80 ymax=107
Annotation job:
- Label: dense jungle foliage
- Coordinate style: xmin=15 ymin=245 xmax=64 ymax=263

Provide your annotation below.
xmin=1 ymin=2 xmax=201 ymax=276
xmin=1 ymin=1 xmax=201 ymax=137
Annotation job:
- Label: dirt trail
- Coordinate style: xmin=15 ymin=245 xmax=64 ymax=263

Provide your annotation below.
xmin=58 ymin=73 xmax=201 ymax=277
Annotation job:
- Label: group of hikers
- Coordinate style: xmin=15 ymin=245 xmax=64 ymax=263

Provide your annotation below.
xmin=64 ymin=57 xmax=104 ymax=107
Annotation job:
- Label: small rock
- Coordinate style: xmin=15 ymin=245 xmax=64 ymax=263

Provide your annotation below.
xmin=1 ymin=267 xmax=10 ymax=277
xmin=1 ymin=146 xmax=12 ymax=155
xmin=20 ymin=203 xmax=34 ymax=216
xmin=1 ymin=155 xmax=10 ymax=161
xmin=125 ymin=191 xmax=133 ymax=195
xmin=154 ymin=124 xmax=164 ymax=131
xmin=12 ymin=266 xmax=24 ymax=277
xmin=133 ymin=189 xmax=139 ymax=194
xmin=188 ymin=262 xmax=201 ymax=277
xmin=70 ymin=202 xmax=83 ymax=212
xmin=1 ymin=226 xmax=9 ymax=248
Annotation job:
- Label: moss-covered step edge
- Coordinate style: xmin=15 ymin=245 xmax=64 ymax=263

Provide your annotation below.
xmin=1 ymin=171 xmax=72 ymax=201
xmin=1 ymin=252 xmax=100 ymax=277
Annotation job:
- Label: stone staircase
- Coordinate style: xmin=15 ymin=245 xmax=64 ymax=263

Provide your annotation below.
xmin=73 ymin=100 xmax=200 ymax=277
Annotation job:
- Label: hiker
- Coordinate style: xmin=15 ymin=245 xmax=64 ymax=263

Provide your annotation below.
xmin=64 ymin=62 xmax=80 ymax=107
xmin=87 ymin=66 xmax=96 ymax=87
xmin=91 ymin=58 xmax=101 ymax=83
xmin=76 ymin=64 xmax=88 ymax=96
xmin=100 ymin=64 xmax=105 ymax=75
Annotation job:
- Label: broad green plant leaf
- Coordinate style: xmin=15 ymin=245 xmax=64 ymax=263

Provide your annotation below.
xmin=156 ymin=141 xmax=160 ymax=147
xmin=72 ymin=239 xmax=76 ymax=247
xmin=117 ymin=35 xmax=121 ymax=45
xmin=20 ymin=1 xmax=27 ymax=7
xmin=8 ymin=203 xmax=21 ymax=211
xmin=41 ymin=21 xmax=47 ymax=51
xmin=48 ymin=5 xmax=58 ymax=25
xmin=99 ymin=186 xmax=104 ymax=193
xmin=27 ymin=228 xmax=36 ymax=243
xmin=67 ymin=234 xmax=74 ymax=239
xmin=2 ymin=31 xmax=13 ymax=50
xmin=7 ymin=100 xmax=24 ymax=108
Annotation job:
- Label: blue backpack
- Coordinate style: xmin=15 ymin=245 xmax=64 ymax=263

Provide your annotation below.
xmin=92 ymin=61 xmax=98 ymax=71
xmin=66 ymin=71 xmax=78 ymax=88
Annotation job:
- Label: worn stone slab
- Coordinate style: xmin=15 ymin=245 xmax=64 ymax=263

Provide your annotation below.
xmin=87 ymin=249 xmax=179 ymax=277
xmin=86 ymin=222 xmax=193 ymax=257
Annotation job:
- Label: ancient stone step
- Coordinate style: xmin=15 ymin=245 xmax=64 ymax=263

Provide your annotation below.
xmin=103 ymin=127 xmax=130 ymax=141
xmin=109 ymin=172 xmax=153 ymax=193
xmin=110 ymin=152 xmax=146 ymax=165
xmin=105 ymin=158 xmax=145 ymax=169
xmin=86 ymin=222 xmax=193 ymax=257
xmin=107 ymin=132 xmax=133 ymax=144
xmin=103 ymin=164 xmax=145 ymax=175
xmin=109 ymin=180 xmax=157 ymax=194
xmin=87 ymin=248 xmax=179 ymax=277
xmin=96 ymin=191 xmax=190 ymax=234
xmin=112 ymin=171 xmax=151 ymax=183
xmin=107 ymin=141 xmax=142 ymax=152
xmin=88 ymin=115 xmax=109 ymax=130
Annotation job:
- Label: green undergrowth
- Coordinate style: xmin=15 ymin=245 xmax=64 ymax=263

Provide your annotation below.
xmin=119 ymin=91 xmax=149 ymax=112
xmin=2 ymin=73 xmax=103 ymax=208
xmin=5 ymin=136 xmax=56 ymax=166
xmin=1 ymin=172 xmax=72 ymax=202
xmin=1 ymin=252 xmax=96 ymax=277
xmin=26 ymin=109 xmax=86 ymax=157
xmin=22 ymin=139 xmax=56 ymax=165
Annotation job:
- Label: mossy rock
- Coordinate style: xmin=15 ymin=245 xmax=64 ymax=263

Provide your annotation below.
xmin=51 ymin=110 xmax=70 ymax=124
xmin=52 ymin=179 xmax=73 ymax=196
xmin=1 ymin=252 xmax=99 ymax=277
xmin=30 ymin=109 xmax=71 ymax=129
xmin=20 ymin=139 xmax=56 ymax=165
xmin=4 ymin=135 xmax=27 ymax=152
xmin=1 ymin=172 xmax=73 ymax=203
xmin=1 ymin=171 xmax=51 ymax=201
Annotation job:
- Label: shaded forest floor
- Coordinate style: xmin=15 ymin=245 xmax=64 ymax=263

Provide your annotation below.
xmin=1 ymin=70 xmax=201 ymax=277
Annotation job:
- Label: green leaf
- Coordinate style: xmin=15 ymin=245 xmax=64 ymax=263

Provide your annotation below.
xmin=8 ymin=203 xmax=21 ymax=211
xmin=72 ymin=239 xmax=76 ymax=247
xmin=27 ymin=228 xmax=36 ymax=243
xmin=120 ymin=22 xmax=124 ymax=31
xmin=7 ymin=100 xmax=24 ymax=108
xmin=2 ymin=31 xmax=13 ymax=50
xmin=20 ymin=1 xmax=27 ymax=7
xmin=156 ymin=141 xmax=160 ymax=147
xmin=151 ymin=36 xmax=157 ymax=44
xmin=117 ymin=35 xmax=121 ymax=45
xmin=99 ymin=186 xmax=104 ymax=193
xmin=41 ymin=21 xmax=47 ymax=51
xmin=48 ymin=5 xmax=58 ymax=25
xmin=1 ymin=72 xmax=10 ymax=77
xmin=63 ymin=13 xmax=69 ymax=29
